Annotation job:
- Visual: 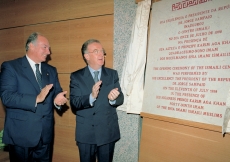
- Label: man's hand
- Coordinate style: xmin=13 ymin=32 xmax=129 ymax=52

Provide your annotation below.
xmin=36 ymin=84 xmax=53 ymax=103
xmin=54 ymin=91 xmax=68 ymax=106
xmin=108 ymin=88 xmax=120 ymax=101
xmin=92 ymin=81 xmax=102 ymax=99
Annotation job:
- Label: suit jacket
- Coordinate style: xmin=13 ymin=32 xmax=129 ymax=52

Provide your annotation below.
xmin=0 ymin=56 xmax=63 ymax=147
xmin=70 ymin=66 xmax=124 ymax=146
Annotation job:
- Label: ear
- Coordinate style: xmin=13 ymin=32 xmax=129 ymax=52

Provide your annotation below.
xmin=29 ymin=43 xmax=35 ymax=51
xmin=84 ymin=53 xmax=89 ymax=61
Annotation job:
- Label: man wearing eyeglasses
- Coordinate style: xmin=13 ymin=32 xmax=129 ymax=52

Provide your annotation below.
xmin=70 ymin=39 xmax=124 ymax=162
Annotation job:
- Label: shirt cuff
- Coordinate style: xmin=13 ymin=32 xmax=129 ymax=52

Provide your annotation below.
xmin=54 ymin=102 xmax=61 ymax=110
xmin=109 ymin=100 xmax=116 ymax=105
xmin=90 ymin=93 xmax=96 ymax=106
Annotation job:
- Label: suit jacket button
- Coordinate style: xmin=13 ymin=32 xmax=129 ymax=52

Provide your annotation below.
xmin=92 ymin=125 xmax=94 ymax=127
xmin=93 ymin=113 xmax=95 ymax=115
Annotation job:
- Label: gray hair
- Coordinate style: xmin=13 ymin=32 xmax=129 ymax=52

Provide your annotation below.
xmin=25 ymin=32 xmax=41 ymax=52
xmin=81 ymin=39 xmax=101 ymax=55
xmin=81 ymin=39 xmax=101 ymax=63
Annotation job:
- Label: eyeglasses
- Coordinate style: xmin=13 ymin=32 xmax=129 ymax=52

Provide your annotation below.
xmin=87 ymin=49 xmax=106 ymax=56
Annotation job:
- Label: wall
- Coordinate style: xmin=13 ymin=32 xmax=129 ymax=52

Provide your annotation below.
xmin=0 ymin=0 xmax=113 ymax=161
xmin=113 ymin=0 xmax=140 ymax=162
xmin=137 ymin=0 xmax=230 ymax=161
xmin=2 ymin=0 xmax=224 ymax=162
xmin=139 ymin=113 xmax=230 ymax=162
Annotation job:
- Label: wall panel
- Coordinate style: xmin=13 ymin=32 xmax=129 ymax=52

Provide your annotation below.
xmin=0 ymin=115 xmax=5 ymax=129
xmin=53 ymin=125 xmax=78 ymax=161
xmin=0 ymin=0 xmax=113 ymax=29
xmin=139 ymin=113 xmax=230 ymax=162
xmin=0 ymin=28 xmax=24 ymax=52
xmin=24 ymin=22 xmax=70 ymax=73
xmin=0 ymin=28 xmax=25 ymax=63
xmin=69 ymin=15 xmax=114 ymax=72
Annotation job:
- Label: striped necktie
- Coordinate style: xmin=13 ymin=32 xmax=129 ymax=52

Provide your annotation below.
xmin=93 ymin=71 xmax=99 ymax=83
xmin=35 ymin=64 xmax=42 ymax=89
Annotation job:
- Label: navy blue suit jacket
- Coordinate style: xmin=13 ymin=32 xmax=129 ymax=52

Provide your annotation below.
xmin=70 ymin=66 xmax=124 ymax=146
xmin=0 ymin=56 xmax=63 ymax=147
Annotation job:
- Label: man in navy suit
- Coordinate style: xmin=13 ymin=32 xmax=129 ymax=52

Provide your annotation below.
xmin=0 ymin=32 xmax=68 ymax=162
xmin=70 ymin=39 xmax=124 ymax=162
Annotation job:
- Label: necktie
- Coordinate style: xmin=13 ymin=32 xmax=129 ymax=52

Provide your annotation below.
xmin=35 ymin=64 xmax=42 ymax=89
xmin=93 ymin=71 xmax=99 ymax=83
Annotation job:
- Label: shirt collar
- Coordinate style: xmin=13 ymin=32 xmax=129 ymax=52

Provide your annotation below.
xmin=88 ymin=65 xmax=101 ymax=78
xmin=26 ymin=54 xmax=41 ymax=71
xmin=88 ymin=65 xmax=101 ymax=73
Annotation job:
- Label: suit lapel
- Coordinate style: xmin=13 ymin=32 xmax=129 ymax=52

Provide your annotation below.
xmin=41 ymin=63 xmax=50 ymax=87
xmin=98 ymin=67 xmax=110 ymax=98
xmin=21 ymin=56 xmax=41 ymax=92
xmin=100 ymin=67 xmax=110 ymax=86
xmin=83 ymin=66 xmax=110 ymax=87
xmin=94 ymin=67 xmax=111 ymax=112
xmin=83 ymin=67 xmax=95 ymax=92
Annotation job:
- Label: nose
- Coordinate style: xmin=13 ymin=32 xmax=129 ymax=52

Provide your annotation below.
xmin=47 ymin=48 xmax=51 ymax=54
xmin=98 ymin=50 xmax=105 ymax=56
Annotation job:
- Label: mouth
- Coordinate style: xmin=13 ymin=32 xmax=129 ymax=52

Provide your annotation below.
xmin=98 ymin=59 xmax=104 ymax=63
xmin=98 ymin=57 xmax=104 ymax=60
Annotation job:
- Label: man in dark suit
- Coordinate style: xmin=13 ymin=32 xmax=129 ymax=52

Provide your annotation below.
xmin=0 ymin=32 xmax=68 ymax=162
xmin=70 ymin=39 xmax=124 ymax=162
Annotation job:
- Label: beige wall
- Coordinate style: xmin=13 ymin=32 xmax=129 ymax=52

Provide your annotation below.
xmin=0 ymin=0 xmax=113 ymax=161
xmin=139 ymin=113 xmax=230 ymax=162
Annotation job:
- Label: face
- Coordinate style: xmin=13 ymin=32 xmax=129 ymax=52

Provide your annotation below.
xmin=28 ymin=35 xmax=50 ymax=63
xmin=84 ymin=42 xmax=105 ymax=70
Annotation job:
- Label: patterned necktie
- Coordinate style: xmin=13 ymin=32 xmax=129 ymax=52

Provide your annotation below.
xmin=93 ymin=71 xmax=99 ymax=83
xmin=35 ymin=64 xmax=42 ymax=89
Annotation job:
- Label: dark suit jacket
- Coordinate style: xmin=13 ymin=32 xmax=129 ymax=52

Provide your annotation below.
xmin=0 ymin=56 xmax=63 ymax=147
xmin=70 ymin=66 xmax=124 ymax=146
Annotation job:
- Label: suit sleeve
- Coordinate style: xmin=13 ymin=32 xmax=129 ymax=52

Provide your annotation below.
xmin=112 ymin=70 xmax=124 ymax=107
xmin=70 ymin=73 xmax=92 ymax=110
xmin=0 ymin=62 xmax=37 ymax=112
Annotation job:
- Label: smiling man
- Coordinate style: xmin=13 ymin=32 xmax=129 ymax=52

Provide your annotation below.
xmin=0 ymin=32 xmax=67 ymax=162
xmin=70 ymin=39 xmax=124 ymax=162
